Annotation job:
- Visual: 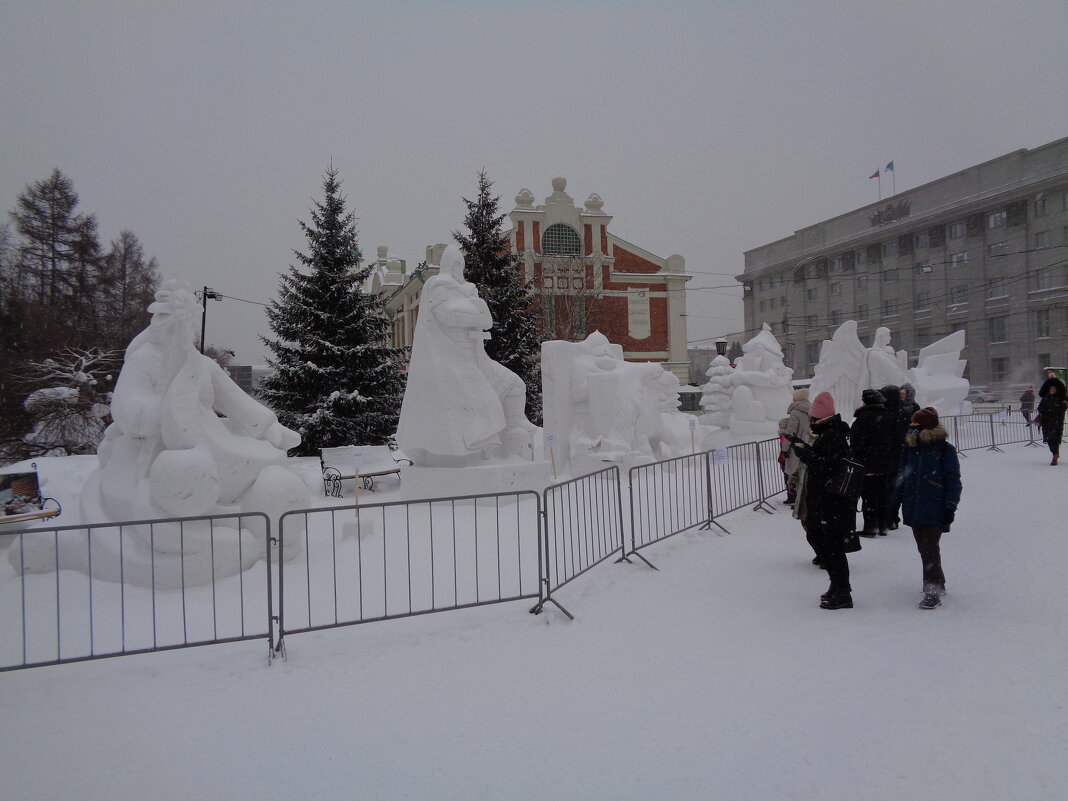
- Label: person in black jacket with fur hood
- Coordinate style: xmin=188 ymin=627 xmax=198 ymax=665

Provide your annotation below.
xmin=1036 ymin=376 xmax=1067 ymax=465
xmin=789 ymin=391 xmax=857 ymax=610
xmin=892 ymin=407 xmax=962 ymax=609
xmin=851 ymin=389 xmax=897 ymax=537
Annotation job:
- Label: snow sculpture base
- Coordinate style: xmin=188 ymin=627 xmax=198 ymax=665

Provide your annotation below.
xmin=401 ymin=461 xmax=550 ymax=501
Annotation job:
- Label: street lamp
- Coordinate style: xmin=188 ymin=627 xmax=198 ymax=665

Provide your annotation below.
xmin=714 ymin=338 xmax=728 ymax=357
xmin=200 ymin=286 xmax=222 ymax=354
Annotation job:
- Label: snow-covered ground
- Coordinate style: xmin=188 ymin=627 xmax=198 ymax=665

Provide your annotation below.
xmin=1 ymin=442 xmax=1066 ymax=801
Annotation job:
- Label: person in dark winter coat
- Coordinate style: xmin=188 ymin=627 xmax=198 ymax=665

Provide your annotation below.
xmin=851 ymin=389 xmax=897 ymax=536
xmin=885 ymin=383 xmax=917 ymax=530
xmin=892 ymin=407 xmax=962 ymax=609
xmin=788 ymin=391 xmax=857 ymax=610
xmin=1036 ymin=377 xmax=1067 ymax=465
xmin=781 ymin=389 xmax=811 ymax=505
xmin=1019 ymin=387 xmax=1035 ymax=426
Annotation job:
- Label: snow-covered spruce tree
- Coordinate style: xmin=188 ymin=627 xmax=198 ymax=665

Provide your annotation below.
xmin=453 ymin=169 xmax=543 ymax=424
xmin=259 ymin=167 xmax=406 ymax=456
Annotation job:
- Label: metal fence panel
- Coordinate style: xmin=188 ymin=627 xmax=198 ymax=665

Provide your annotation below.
xmin=540 ymin=466 xmax=624 ymax=598
xmin=275 ymin=492 xmax=542 ymax=649
xmin=0 ymin=512 xmax=272 ymax=671
xmin=627 ymin=452 xmax=709 ymax=555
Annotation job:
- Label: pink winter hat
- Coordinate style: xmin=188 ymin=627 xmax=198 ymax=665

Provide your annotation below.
xmin=810 ymin=391 xmax=836 ymax=420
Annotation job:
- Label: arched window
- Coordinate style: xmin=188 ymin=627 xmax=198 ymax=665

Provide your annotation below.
xmin=541 ymin=223 xmax=582 ymax=255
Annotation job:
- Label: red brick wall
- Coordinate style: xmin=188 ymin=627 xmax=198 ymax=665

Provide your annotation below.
xmin=612 ymin=245 xmax=660 ymax=273
xmin=584 ymin=224 xmax=593 ymax=256
xmin=516 ymin=221 xmax=525 ymax=252
xmin=601 ymin=228 xmax=608 ymax=255
xmin=533 ymin=222 xmax=541 ymax=254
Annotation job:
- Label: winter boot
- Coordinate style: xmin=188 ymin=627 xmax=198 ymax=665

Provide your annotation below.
xmin=820 ymin=590 xmax=853 ymax=610
xmin=1052 ymin=454 xmax=1059 ymax=466
xmin=918 ymin=593 xmax=942 ymax=610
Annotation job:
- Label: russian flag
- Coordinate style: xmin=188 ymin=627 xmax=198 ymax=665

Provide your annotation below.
xmin=869 ymin=169 xmax=880 ymax=179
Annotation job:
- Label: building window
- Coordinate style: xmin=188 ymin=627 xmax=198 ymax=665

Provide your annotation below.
xmin=1036 ymin=308 xmax=1051 ymax=338
xmin=856 ymin=274 xmax=869 ymax=289
xmin=1035 ymin=196 xmax=1047 ymax=217
xmin=1038 ymin=353 xmax=1051 ymax=373
xmin=915 ymin=291 xmax=931 ymax=311
xmin=829 ymin=282 xmax=841 ymax=296
xmin=949 ymin=222 xmax=966 ymax=239
xmin=807 ymin=287 xmax=818 ymax=300
xmin=883 ymin=268 xmax=898 ymax=282
xmin=1063 ymin=225 xmax=1068 ymax=244
xmin=882 ymin=298 xmax=899 ymax=316
xmin=856 ymin=249 xmax=868 ymax=265
xmin=1063 ymin=190 xmax=1068 ymax=211
xmin=950 ymin=251 xmax=968 ymax=268
xmin=989 ymin=316 xmax=1008 ymax=343
xmin=829 ymin=310 xmax=843 ymax=326
xmin=830 ymin=256 xmax=842 ymax=273
xmin=916 ymin=327 xmax=932 ymax=348
xmin=806 ymin=342 xmax=821 ymax=366
xmin=541 ymin=223 xmax=582 ymax=255
xmin=987 ymin=242 xmax=1008 ymax=258
xmin=915 ymin=231 xmax=930 ymax=249
xmin=915 ymin=260 xmax=933 ymax=274
xmin=780 ymin=295 xmax=787 ymax=306
xmin=759 ymin=300 xmax=766 ymax=312
xmin=987 ymin=210 xmax=1007 ymax=229
xmin=1035 ymin=230 xmax=1049 ymax=249
xmin=768 ymin=297 xmax=776 ymax=309
xmin=950 ymin=286 xmax=968 ymax=305
xmin=857 ymin=304 xmax=868 ymax=320
xmin=882 ymin=240 xmax=898 ymax=258
xmin=991 ymin=357 xmax=1009 ymax=383
xmin=987 ymin=278 xmax=1008 ymax=298
xmin=806 ymin=314 xmax=818 ymax=328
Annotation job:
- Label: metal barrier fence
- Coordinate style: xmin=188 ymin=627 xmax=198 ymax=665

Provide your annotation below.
xmin=533 ymin=466 xmax=625 ymax=619
xmin=0 ymin=512 xmax=273 ymax=672
xmin=274 ymin=491 xmax=542 ymax=655
xmin=945 ymin=412 xmax=1042 ymax=454
xmin=627 ymin=452 xmax=709 ymax=557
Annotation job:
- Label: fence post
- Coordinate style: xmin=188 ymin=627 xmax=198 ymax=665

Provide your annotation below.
xmin=272 ymin=513 xmax=286 ymax=660
xmin=752 ymin=442 xmax=775 ymax=514
xmin=986 ymin=413 xmax=1004 ymax=452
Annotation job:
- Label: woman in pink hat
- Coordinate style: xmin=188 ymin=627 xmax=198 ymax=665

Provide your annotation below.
xmin=786 ymin=391 xmax=857 ymax=609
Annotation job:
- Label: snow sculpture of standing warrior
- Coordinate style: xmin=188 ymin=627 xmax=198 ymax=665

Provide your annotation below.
xmin=397 ymin=245 xmax=535 ymax=466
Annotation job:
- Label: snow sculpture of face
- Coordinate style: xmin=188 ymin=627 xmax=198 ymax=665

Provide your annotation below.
xmin=874 ymin=327 xmax=892 ymax=348
xmin=439 ymin=244 xmax=466 ymax=282
xmin=147 ymin=279 xmax=197 ymax=345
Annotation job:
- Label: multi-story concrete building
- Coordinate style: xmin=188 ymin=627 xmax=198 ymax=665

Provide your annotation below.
xmin=373 ymin=177 xmax=693 ymax=381
xmin=739 ymin=137 xmax=1068 ymax=388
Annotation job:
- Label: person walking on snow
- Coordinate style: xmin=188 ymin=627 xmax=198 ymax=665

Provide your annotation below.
xmin=1036 ymin=377 xmax=1067 ymax=465
xmin=788 ymin=391 xmax=856 ymax=610
xmin=1019 ymin=386 xmax=1035 ymax=427
xmin=892 ymin=407 xmax=962 ymax=610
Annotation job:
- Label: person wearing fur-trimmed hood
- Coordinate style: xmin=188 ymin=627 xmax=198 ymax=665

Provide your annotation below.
xmin=891 ymin=407 xmax=962 ymax=609
xmin=1036 ymin=377 xmax=1067 ymax=465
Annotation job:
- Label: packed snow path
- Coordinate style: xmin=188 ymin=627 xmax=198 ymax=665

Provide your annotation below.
xmin=1 ymin=443 xmax=1065 ymax=801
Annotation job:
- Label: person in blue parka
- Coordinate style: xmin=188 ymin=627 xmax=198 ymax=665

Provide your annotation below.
xmin=892 ymin=407 xmax=962 ymax=610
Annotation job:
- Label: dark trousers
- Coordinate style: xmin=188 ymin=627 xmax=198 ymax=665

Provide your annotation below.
xmin=911 ymin=525 xmax=945 ymax=591
xmin=1022 ymin=410 xmax=1032 ymax=425
xmin=808 ymin=517 xmax=850 ymax=592
xmin=860 ymin=473 xmax=892 ymax=534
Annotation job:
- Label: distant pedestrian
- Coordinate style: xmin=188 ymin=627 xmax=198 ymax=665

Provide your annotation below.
xmin=1036 ymin=377 xmax=1067 ymax=466
xmin=887 ymin=383 xmax=918 ymax=531
xmin=880 ymin=383 xmax=908 ymax=528
xmin=851 ymin=389 xmax=896 ymax=537
xmin=892 ymin=407 xmax=962 ymax=610
xmin=900 ymin=383 xmax=920 ymax=421
xmin=781 ymin=388 xmax=811 ymax=506
xmin=1019 ymin=386 xmax=1035 ymax=426
xmin=788 ymin=391 xmax=857 ymax=610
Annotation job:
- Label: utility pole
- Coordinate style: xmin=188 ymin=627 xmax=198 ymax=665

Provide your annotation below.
xmin=200 ymin=286 xmax=221 ymax=354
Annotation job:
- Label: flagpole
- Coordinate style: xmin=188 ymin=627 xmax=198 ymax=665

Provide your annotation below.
xmin=878 ymin=173 xmax=882 ymax=201
xmin=891 ymin=169 xmax=896 ymax=196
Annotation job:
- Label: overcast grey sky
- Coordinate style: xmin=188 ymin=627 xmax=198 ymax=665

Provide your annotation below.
xmin=3 ymin=0 xmax=1067 ymax=364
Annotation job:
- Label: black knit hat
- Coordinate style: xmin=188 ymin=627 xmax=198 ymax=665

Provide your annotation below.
xmin=861 ymin=389 xmax=885 ymax=405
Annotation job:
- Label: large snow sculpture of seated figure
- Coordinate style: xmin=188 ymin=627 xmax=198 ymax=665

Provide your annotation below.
xmin=396 ymin=245 xmax=536 ymax=467
xmin=47 ymin=280 xmax=312 ymax=587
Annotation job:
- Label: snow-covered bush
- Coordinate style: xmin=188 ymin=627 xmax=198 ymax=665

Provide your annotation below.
xmin=21 ymin=348 xmax=119 ymax=455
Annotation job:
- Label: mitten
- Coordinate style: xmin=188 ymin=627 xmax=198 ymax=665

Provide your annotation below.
xmin=942 ymin=509 xmax=955 ymax=530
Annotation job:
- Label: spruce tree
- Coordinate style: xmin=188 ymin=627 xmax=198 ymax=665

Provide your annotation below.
xmin=453 ymin=169 xmax=543 ymax=423
xmin=260 ymin=166 xmax=406 ymax=456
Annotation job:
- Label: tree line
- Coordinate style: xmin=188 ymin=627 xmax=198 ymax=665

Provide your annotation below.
xmin=0 ymin=169 xmax=160 ymax=458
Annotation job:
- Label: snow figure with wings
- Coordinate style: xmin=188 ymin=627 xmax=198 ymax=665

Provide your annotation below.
xmin=811 ymin=322 xmax=909 ymax=414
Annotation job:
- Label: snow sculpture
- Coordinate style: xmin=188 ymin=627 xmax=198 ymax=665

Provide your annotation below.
xmin=397 ymin=245 xmax=536 ymax=467
xmin=647 ymin=369 xmax=713 ymax=458
xmin=727 ymin=323 xmax=794 ymax=435
xmin=810 ymin=321 xmax=908 ymax=416
xmin=699 ymin=355 xmax=733 ymax=429
xmin=907 ymin=330 xmax=969 ymax=415
xmin=14 ymin=280 xmax=313 ymax=588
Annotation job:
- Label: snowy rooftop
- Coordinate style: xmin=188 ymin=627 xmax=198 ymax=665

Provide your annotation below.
xmin=1 ymin=443 xmax=1065 ymax=799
